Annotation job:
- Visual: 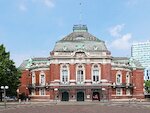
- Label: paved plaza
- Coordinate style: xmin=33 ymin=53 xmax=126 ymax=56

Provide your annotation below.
xmin=0 ymin=101 xmax=150 ymax=113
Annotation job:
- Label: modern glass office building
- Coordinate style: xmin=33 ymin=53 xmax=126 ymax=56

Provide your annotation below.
xmin=131 ymin=41 xmax=150 ymax=80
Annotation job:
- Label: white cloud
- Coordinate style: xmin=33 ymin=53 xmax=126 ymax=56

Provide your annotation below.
xmin=109 ymin=24 xmax=125 ymax=37
xmin=108 ymin=24 xmax=132 ymax=50
xmin=43 ymin=0 xmax=55 ymax=8
xmin=110 ymin=33 xmax=132 ymax=50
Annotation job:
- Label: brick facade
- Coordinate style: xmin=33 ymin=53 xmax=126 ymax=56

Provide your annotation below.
xmin=19 ymin=25 xmax=144 ymax=101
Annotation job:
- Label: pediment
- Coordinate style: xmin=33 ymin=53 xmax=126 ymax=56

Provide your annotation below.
xmin=74 ymin=52 xmax=86 ymax=58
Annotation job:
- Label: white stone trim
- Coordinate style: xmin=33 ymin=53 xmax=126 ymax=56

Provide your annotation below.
xmin=100 ymin=82 xmax=112 ymax=86
xmin=126 ymin=72 xmax=130 ymax=84
xmin=32 ymin=72 xmax=36 ymax=84
xmin=50 ymin=58 xmax=111 ymax=64
xmin=69 ymin=80 xmax=76 ymax=82
xmin=91 ymin=64 xmax=101 ymax=83
xmin=116 ymin=71 xmax=122 ymax=85
xmin=54 ymin=79 xmax=60 ymax=82
xmin=30 ymin=68 xmax=49 ymax=72
xmin=60 ymin=64 xmax=70 ymax=84
xmin=85 ymin=79 xmax=92 ymax=82
xmin=76 ymin=64 xmax=85 ymax=84
xmin=111 ymin=67 xmax=131 ymax=71
xmin=39 ymin=71 xmax=46 ymax=86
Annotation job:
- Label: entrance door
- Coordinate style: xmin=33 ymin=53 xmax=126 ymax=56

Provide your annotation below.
xmin=92 ymin=92 xmax=100 ymax=101
xmin=77 ymin=91 xmax=84 ymax=101
xmin=61 ymin=92 xmax=69 ymax=101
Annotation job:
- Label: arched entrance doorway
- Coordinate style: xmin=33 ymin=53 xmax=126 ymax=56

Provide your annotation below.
xmin=77 ymin=91 xmax=84 ymax=101
xmin=61 ymin=92 xmax=69 ymax=101
xmin=92 ymin=92 xmax=100 ymax=101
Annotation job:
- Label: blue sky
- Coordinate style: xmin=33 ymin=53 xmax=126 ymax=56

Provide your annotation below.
xmin=0 ymin=0 xmax=150 ymax=66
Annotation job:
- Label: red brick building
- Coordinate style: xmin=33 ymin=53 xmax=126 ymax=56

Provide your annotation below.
xmin=19 ymin=25 xmax=144 ymax=101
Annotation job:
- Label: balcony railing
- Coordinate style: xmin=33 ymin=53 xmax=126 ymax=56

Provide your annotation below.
xmin=28 ymin=83 xmax=47 ymax=88
xmin=126 ymin=83 xmax=134 ymax=88
xmin=112 ymin=83 xmax=133 ymax=88
xmin=60 ymin=82 xmax=70 ymax=85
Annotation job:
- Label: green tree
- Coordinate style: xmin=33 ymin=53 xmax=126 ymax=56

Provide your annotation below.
xmin=0 ymin=44 xmax=21 ymax=101
xmin=145 ymin=80 xmax=150 ymax=93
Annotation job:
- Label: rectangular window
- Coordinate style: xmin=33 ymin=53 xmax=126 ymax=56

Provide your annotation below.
xmin=40 ymin=75 xmax=45 ymax=86
xmin=116 ymin=88 xmax=122 ymax=96
xmin=126 ymin=75 xmax=130 ymax=84
xmin=32 ymin=74 xmax=36 ymax=84
xmin=96 ymin=76 xmax=99 ymax=81
xmin=40 ymin=89 xmax=45 ymax=95
xmin=126 ymin=89 xmax=130 ymax=95
xmin=116 ymin=75 xmax=121 ymax=84
xmin=93 ymin=70 xmax=99 ymax=82
xmin=62 ymin=70 xmax=68 ymax=83
xmin=77 ymin=70 xmax=84 ymax=83
xmin=93 ymin=76 xmax=95 ymax=81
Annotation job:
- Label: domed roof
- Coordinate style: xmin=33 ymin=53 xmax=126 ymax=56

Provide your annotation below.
xmin=53 ymin=25 xmax=108 ymax=52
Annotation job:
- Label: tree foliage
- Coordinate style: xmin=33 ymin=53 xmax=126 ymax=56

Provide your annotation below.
xmin=145 ymin=80 xmax=150 ymax=93
xmin=0 ymin=44 xmax=21 ymax=97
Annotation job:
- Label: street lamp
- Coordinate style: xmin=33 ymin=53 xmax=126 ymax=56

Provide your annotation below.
xmin=1 ymin=86 xmax=9 ymax=108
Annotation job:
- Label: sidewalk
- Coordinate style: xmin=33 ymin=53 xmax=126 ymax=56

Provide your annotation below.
xmin=0 ymin=101 xmax=56 ymax=110
xmin=0 ymin=101 xmax=150 ymax=110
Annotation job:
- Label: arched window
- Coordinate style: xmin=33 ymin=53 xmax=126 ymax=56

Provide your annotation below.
xmin=39 ymin=71 xmax=45 ymax=86
xmin=61 ymin=64 xmax=69 ymax=84
xmin=126 ymin=72 xmax=130 ymax=84
xmin=32 ymin=72 xmax=36 ymax=85
xmin=92 ymin=64 xmax=100 ymax=83
xmin=116 ymin=71 xmax=122 ymax=85
xmin=76 ymin=64 xmax=85 ymax=84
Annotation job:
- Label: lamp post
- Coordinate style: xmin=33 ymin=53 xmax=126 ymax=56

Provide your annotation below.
xmin=0 ymin=86 xmax=9 ymax=108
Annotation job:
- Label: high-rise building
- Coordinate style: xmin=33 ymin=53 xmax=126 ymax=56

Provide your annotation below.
xmin=131 ymin=41 xmax=150 ymax=67
xmin=131 ymin=41 xmax=150 ymax=80
xmin=19 ymin=25 xmax=144 ymax=101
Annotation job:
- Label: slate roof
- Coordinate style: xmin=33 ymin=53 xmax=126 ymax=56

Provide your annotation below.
xmin=112 ymin=57 xmax=129 ymax=62
xmin=60 ymin=32 xmax=101 ymax=42
xmin=53 ymin=25 xmax=108 ymax=52
xmin=18 ymin=57 xmax=50 ymax=70
xmin=31 ymin=57 xmax=49 ymax=61
xmin=112 ymin=57 xmax=143 ymax=68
